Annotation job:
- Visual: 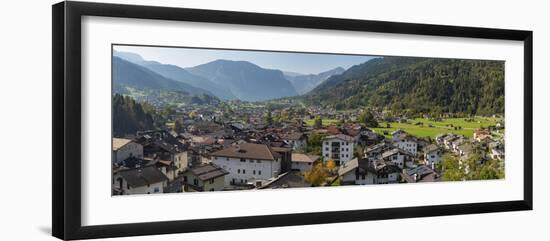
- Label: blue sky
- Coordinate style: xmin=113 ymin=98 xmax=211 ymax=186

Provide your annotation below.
xmin=114 ymin=45 xmax=374 ymax=75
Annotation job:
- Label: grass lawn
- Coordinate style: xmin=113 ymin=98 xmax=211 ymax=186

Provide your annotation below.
xmin=372 ymin=117 xmax=501 ymax=139
xmin=304 ymin=119 xmax=340 ymax=127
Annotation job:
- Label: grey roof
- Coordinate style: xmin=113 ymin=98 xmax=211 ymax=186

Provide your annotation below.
xmin=189 ymin=163 xmax=228 ymax=181
xmin=423 ymin=144 xmax=439 ymax=153
xmin=117 ymin=165 xmax=168 ymax=188
xmin=323 ymin=134 xmax=354 ymax=142
xmin=402 ymin=165 xmax=440 ymax=183
xmin=286 ymin=132 xmax=306 ymax=140
xmin=381 ymin=148 xmax=414 ymax=158
xmin=210 ymin=143 xmax=281 ymax=161
xmin=338 ymin=158 xmax=359 ymax=176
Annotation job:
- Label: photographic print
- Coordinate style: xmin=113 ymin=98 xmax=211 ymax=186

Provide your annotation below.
xmin=111 ymin=45 xmax=505 ymax=195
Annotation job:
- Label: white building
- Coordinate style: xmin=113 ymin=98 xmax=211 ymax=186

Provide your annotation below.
xmin=112 ymin=165 xmax=168 ymax=195
xmin=338 ymin=158 xmax=401 ymax=185
xmin=285 ymin=132 xmax=307 ymax=150
xmin=112 ymin=138 xmax=143 ymax=164
xmin=210 ymin=143 xmax=282 ymax=187
xmin=381 ymin=148 xmax=415 ymax=169
xmin=291 ymin=153 xmax=319 ymax=172
xmin=423 ymin=144 xmax=442 ymax=168
xmin=392 ymin=132 xmax=418 ymax=156
xmin=322 ymin=134 xmax=355 ymax=166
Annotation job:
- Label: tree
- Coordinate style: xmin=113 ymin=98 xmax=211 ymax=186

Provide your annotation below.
xmin=354 ymin=145 xmax=365 ymax=159
xmin=264 ymin=111 xmax=273 ymax=126
xmin=305 ymin=132 xmax=323 ymax=155
xmin=325 ymin=159 xmax=336 ymax=170
xmin=314 ymin=116 xmax=323 ymax=128
xmin=304 ymin=163 xmax=328 ymax=186
xmin=358 ymin=110 xmax=378 ymax=127
xmin=441 ymin=154 xmax=463 ymax=181
xmin=173 ymin=120 xmax=183 ymax=133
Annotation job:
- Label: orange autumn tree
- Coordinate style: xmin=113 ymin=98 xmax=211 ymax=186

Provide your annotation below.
xmin=304 ymin=163 xmax=328 ymax=187
xmin=325 ymin=159 xmax=336 ymax=170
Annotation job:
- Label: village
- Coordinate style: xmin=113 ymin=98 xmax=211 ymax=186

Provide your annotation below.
xmin=111 ymin=102 xmax=505 ymax=195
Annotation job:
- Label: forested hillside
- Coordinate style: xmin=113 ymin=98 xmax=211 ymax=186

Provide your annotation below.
xmin=112 ymin=94 xmax=157 ymax=137
xmin=303 ymin=56 xmax=505 ymax=115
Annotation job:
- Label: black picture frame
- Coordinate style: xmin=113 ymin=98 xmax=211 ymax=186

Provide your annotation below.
xmin=52 ymin=1 xmax=533 ymax=240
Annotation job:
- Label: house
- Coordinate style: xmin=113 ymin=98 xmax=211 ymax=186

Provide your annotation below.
xmin=291 ymin=153 xmax=320 ymax=172
xmin=356 ymin=130 xmax=384 ymax=147
xmin=284 ymin=132 xmax=307 ymax=150
xmin=182 ymin=163 xmax=228 ymax=192
xmin=364 ymin=142 xmax=393 ymax=160
xmin=473 ymin=128 xmax=491 ymax=142
xmin=442 ymin=134 xmax=460 ymax=150
xmin=112 ymin=138 xmax=143 ymax=164
xmin=322 ymin=134 xmax=355 ymax=166
xmin=210 ymin=143 xmax=282 ymax=187
xmin=490 ymin=143 xmax=505 ymax=160
xmin=392 ymin=133 xmax=418 ymax=156
xmin=401 ymin=165 xmax=440 ymax=183
xmin=423 ymin=144 xmax=442 ymax=168
xmin=338 ymin=158 xmax=401 ymax=185
xmin=381 ymin=148 xmax=415 ymax=169
xmin=135 ymin=130 xmax=188 ymax=174
xmin=112 ymin=165 xmax=169 ymax=195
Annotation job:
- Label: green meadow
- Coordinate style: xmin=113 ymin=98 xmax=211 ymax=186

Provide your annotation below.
xmin=371 ymin=117 xmax=501 ymax=139
xmin=304 ymin=119 xmax=340 ymax=127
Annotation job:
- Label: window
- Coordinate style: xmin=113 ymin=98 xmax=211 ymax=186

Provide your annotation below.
xmin=193 ymin=179 xmax=198 ymax=185
xmin=226 ymin=157 xmax=229 ymax=161
xmin=346 ymin=148 xmax=349 ymax=151
xmin=249 ymin=160 xmax=254 ymax=163
xmin=325 ymin=154 xmax=329 ymax=157
xmin=325 ymin=148 xmax=329 ymax=151
xmin=253 ymin=170 xmax=256 ymax=175
xmin=238 ymin=169 xmax=240 ymax=174
xmin=243 ymin=169 xmax=246 ymax=174
xmin=258 ymin=170 xmax=262 ymax=175
xmin=240 ymin=158 xmax=246 ymax=162
xmin=257 ymin=160 xmax=262 ymax=163
xmin=154 ymin=187 xmax=160 ymax=193
xmin=209 ymin=179 xmax=215 ymax=184
xmin=346 ymin=154 xmax=349 ymax=158
xmin=325 ymin=142 xmax=329 ymax=145
xmin=183 ymin=176 xmax=188 ymax=183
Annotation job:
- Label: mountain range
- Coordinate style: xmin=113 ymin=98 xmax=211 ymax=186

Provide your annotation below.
xmin=112 ymin=56 xmax=213 ymax=96
xmin=113 ymin=50 xmax=344 ymax=101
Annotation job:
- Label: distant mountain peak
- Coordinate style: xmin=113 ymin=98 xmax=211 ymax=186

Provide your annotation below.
xmin=186 ymin=59 xmax=298 ymax=101
xmin=284 ymin=66 xmax=346 ymax=95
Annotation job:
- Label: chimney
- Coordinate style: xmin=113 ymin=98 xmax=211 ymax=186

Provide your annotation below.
xmin=413 ymin=173 xmax=418 ymax=182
